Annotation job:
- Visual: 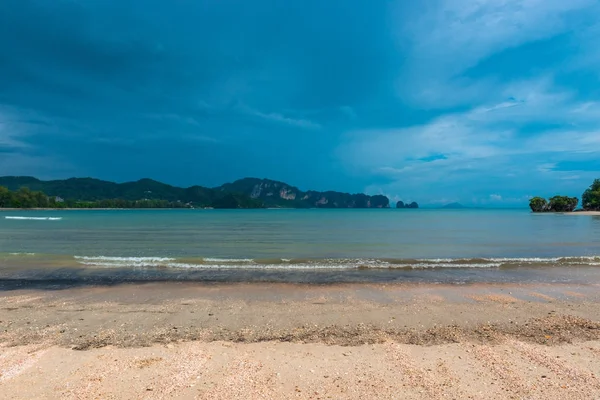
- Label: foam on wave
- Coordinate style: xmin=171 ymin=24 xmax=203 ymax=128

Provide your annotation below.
xmin=72 ymin=255 xmax=600 ymax=270
xmin=5 ymin=216 xmax=62 ymax=221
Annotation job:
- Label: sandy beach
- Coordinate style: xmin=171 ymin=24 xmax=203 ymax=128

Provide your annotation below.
xmin=1 ymin=282 xmax=600 ymax=399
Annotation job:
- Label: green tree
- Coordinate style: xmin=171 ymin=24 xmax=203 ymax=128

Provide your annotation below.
xmin=548 ymin=196 xmax=578 ymax=212
xmin=33 ymin=190 xmax=49 ymax=208
xmin=0 ymin=186 xmax=11 ymax=207
xmin=529 ymin=197 xmax=548 ymax=212
xmin=582 ymin=179 xmax=600 ymax=211
xmin=14 ymin=187 xmax=35 ymax=208
xmin=211 ymin=193 xmax=264 ymax=209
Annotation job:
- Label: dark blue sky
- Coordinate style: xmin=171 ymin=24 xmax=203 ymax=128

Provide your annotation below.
xmin=1 ymin=0 xmax=600 ymax=205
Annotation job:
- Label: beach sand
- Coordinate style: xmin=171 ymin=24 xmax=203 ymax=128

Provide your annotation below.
xmin=1 ymin=282 xmax=600 ymax=399
xmin=566 ymin=211 xmax=600 ymax=216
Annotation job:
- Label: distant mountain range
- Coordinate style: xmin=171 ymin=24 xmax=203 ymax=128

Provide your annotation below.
xmin=219 ymin=178 xmax=389 ymax=208
xmin=0 ymin=176 xmax=390 ymax=209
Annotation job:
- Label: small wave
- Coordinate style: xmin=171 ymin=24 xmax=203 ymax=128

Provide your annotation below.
xmin=8 ymin=252 xmax=36 ymax=256
xmin=5 ymin=216 xmax=62 ymax=221
xmin=166 ymin=262 xmax=504 ymax=270
xmin=75 ymin=256 xmax=175 ymax=261
xmin=72 ymin=255 xmax=600 ymax=270
xmin=77 ymin=262 xmax=505 ymax=270
xmin=92 ymin=262 xmax=357 ymax=270
xmin=202 ymin=257 xmax=255 ymax=263
xmin=407 ymin=256 xmax=600 ymax=265
xmin=74 ymin=256 xmax=176 ymax=268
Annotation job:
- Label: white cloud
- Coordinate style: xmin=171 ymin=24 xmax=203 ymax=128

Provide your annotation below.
xmin=239 ymin=105 xmax=322 ymax=130
xmin=352 ymin=1 xmax=600 ymax=204
xmin=339 ymin=106 xmax=357 ymax=120
xmin=394 ymin=0 xmax=599 ymax=107
xmin=405 ymin=0 xmax=593 ymax=69
xmin=146 ymin=113 xmax=204 ymax=127
xmin=565 ymin=22 xmax=600 ymax=75
xmin=0 ymin=105 xmax=79 ymax=178
xmin=142 ymin=113 xmax=218 ymax=143
xmin=0 ymin=153 xmax=75 ymax=178
xmin=0 ymin=107 xmax=31 ymax=149
xmin=339 ymin=77 xmax=600 ymax=204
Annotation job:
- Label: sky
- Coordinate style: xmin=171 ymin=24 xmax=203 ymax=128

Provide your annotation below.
xmin=1 ymin=0 xmax=600 ymax=207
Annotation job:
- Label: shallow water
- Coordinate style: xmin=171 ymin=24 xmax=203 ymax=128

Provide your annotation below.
xmin=1 ymin=209 xmax=600 ymax=286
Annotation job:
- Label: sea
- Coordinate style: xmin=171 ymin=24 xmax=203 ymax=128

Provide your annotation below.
xmin=1 ymin=208 xmax=600 ymax=288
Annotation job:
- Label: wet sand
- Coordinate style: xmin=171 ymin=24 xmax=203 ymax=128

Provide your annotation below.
xmin=1 ymin=282 xmax=600 ymax=399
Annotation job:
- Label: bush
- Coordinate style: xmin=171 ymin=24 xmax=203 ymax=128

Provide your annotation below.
xmin=582 ymin=179 xmax=600 ymax=211
xmin=548 ymin=196 xmax=578 ymax=212
xmin=529 ymin=197 xmax=548 ymax=212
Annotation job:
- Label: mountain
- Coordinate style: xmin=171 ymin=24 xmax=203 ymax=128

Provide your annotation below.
xmin=441 ymin=202 xmax=466 ymax=209
xmin=0 ymin=176 xmax=390 ymax=209
xmin=0 ymin=176 xmax=208 ymax=203
xmin=216 ymin=178 xmax=390 ymax=208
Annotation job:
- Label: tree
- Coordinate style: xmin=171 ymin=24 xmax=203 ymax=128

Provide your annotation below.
xmin=33 ymin=190 xmax=49 ymax=208
xmin=211 ymin=193 xmax=244 ymax=209
xmin=0 ymin=186 xmax=11 ymax=207
xmin=211 ymin=193 xmax=264 ymax=209
xmin=529 ymin=197 xmax=548 ymax=212
xmin=582 ymin=179 xmax=600 ymax=211
xmin=13 ymin=187 xmax=35 ymax=208
xmin=548 ymin=196 xmax=578 ymax=212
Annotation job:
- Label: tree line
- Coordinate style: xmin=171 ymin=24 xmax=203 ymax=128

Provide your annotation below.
xmin=0 ymin=186 xmax=192 ymax=209
xmin=529 ymin=179 xmax=600 ymax=212
xmin=0 ymin=186 xmax=268 ymax=209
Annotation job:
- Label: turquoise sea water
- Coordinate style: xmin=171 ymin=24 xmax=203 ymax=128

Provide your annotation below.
xmin=1 ymin=209 xmax=600 ymax=286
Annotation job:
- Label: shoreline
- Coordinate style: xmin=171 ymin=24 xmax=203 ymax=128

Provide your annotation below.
xmin=565 ymin=210 xmax=600 ymax=215
xmin=2 ymin=282 xmax=600 ymax=399
xmin=530 ymin=210 xmax=600 ymax=215
xmin=2 ymin=281 xmax=600 ymax=348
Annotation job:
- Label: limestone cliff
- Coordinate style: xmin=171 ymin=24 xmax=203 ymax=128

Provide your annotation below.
xmin=396 ymin=201 xmax=419 ymax=209
xmin=217 ymin=178 xmax=390 ymax=208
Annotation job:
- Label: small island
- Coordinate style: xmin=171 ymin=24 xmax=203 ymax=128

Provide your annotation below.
xmin=529 ymin=178 xmax=600 ymax=213
xmin=396 ymin=201 xmax=419 ymax=209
